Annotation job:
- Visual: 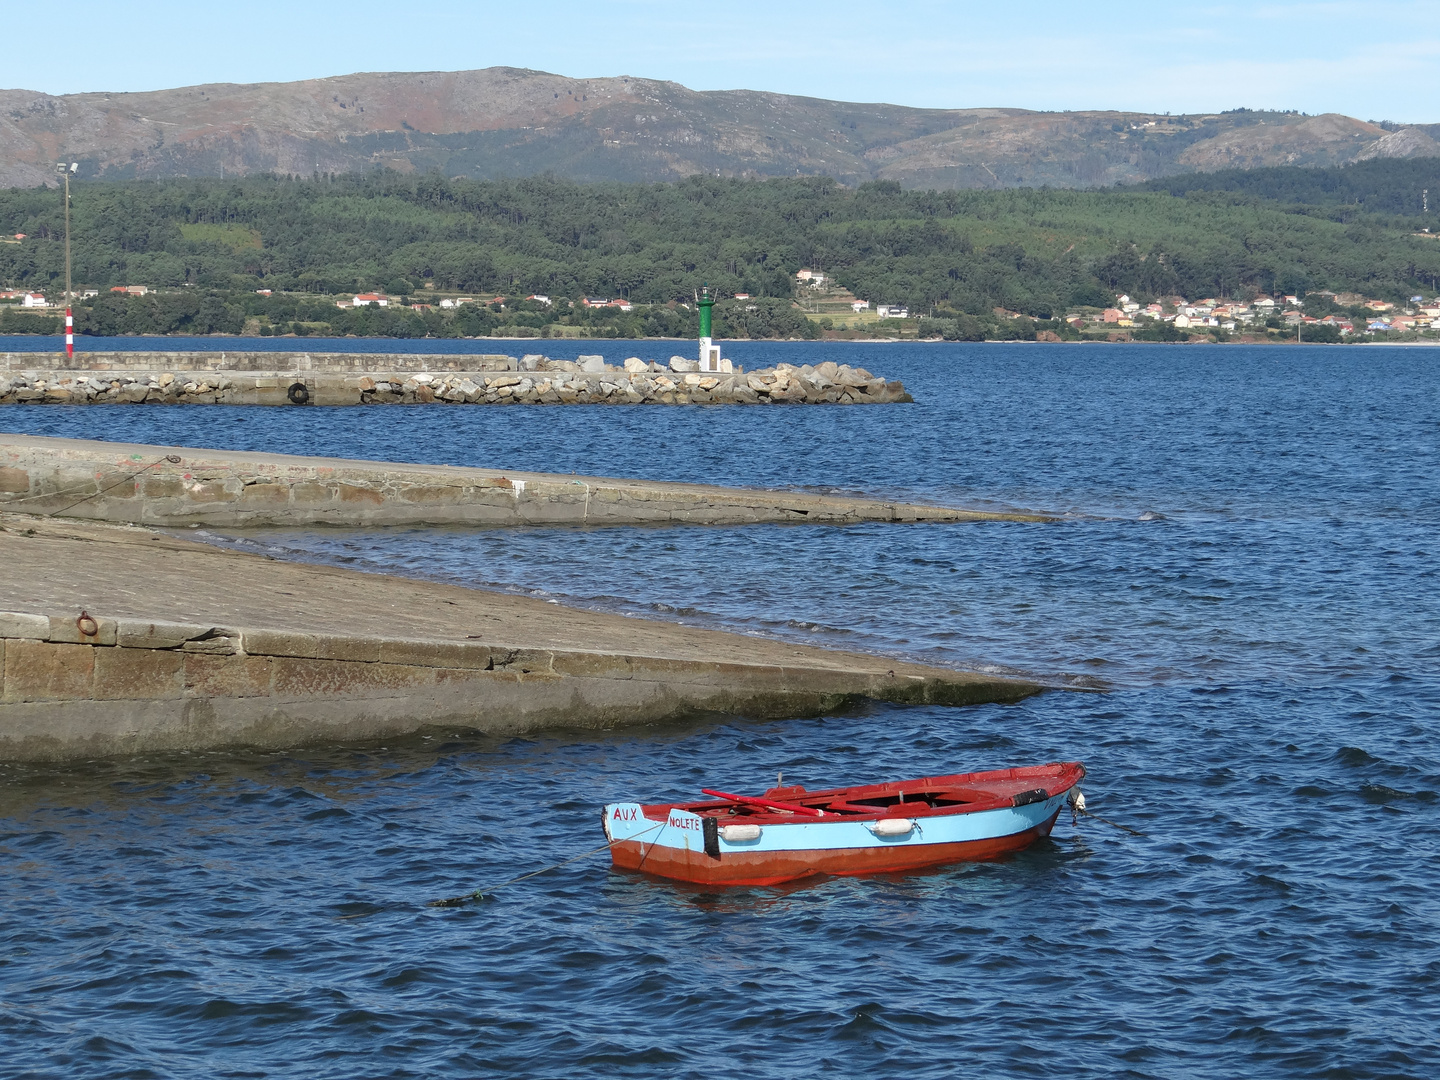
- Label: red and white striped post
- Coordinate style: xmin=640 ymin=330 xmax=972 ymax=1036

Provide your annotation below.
xmin=58 ymin=161 xmax=76 ymax=361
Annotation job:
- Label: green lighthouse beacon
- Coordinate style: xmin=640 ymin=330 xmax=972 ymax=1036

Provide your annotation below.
xmin=697 ymin=284 xmax=721 ymax=372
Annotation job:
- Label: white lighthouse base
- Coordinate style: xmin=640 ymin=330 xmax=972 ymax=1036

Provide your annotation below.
xmin=698 ymin=337 xmax=724 ymax=373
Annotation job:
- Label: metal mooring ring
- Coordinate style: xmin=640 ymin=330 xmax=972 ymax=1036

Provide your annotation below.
xmin=76 ymin=610 xmax=99 ymax=638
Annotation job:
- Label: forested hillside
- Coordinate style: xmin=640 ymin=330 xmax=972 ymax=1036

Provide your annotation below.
xmin=2 ymin=164 xmax=1438 ymax=339
xmin=1135 ymin=157 xmax=1440 ymax=218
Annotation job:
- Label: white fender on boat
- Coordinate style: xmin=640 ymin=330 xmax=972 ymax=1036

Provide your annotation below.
xmin=1068 ymin=789 xmax=1086 ymax=813
xmin=719 ymin=824 xmax=762 ymax=842
xmin=869 ymin=818 xmax=915 ymax=837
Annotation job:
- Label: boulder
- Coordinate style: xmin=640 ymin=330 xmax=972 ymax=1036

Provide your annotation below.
xmin=577 ymin=354 xmax=606 ymax=372
xmin=803 ymin=371 xmax=834 ymax=391
xmin=816 ymin=361 xmax=839 ymax=379
xmin=623 ymin=357 xmax=648 ymax=373
xmin=519 ymin=354 xmax=546 ymax=371
xmin=669 ymin=356 xmax=699 ymax=372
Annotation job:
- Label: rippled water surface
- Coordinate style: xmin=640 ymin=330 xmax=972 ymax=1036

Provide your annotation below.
xmin=3 ymin=341 xmax=1439 ymax=1078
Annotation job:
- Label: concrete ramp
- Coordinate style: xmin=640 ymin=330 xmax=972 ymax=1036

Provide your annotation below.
xmin=0 ymin=514 xmax=1044 ymax=761
xmin=0 ymin=434 xmax=1051 ymax=528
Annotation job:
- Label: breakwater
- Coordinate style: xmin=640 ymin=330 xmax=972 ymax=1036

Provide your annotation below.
xmin=0 ymin=434 xmax=1047 ymax=528
xmin=0 ymin=514 xmax=1043 ymax=761
xmin=0 ymin=351 xmax=910 ymax=405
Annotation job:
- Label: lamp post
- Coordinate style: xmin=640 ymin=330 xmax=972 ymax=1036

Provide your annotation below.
xmin=56 ymin=162 xmax=77 ymax=360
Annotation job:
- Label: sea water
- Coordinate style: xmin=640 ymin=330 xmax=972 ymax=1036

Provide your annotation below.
xmin=1 ymin=340 xmax=1437 ymax=1078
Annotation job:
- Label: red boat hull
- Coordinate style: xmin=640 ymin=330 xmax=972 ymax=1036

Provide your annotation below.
xmin=610 ymin=806 xmax=1063 ymax=887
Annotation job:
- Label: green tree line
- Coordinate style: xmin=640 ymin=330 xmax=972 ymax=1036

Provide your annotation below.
xmin=2 ymin=165 xmax=1438 ymax=338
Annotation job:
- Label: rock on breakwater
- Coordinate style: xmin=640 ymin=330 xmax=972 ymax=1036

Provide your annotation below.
xmin=0 ymin=354 xmax=911 ymax=406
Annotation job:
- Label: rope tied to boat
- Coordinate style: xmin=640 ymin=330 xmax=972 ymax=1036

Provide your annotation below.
xmin=428 ymin=821 xmax=665 ymax=908
xmin=1068 ymin=788 xmax=1144 ymax=836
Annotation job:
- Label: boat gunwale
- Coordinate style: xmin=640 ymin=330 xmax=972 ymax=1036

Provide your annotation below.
xmin=629 ymin=761 xmax=1085 ymax=827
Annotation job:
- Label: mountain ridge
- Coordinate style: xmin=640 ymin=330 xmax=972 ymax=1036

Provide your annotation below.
xmin=3 ymin=67 xmax=1438 ymax=190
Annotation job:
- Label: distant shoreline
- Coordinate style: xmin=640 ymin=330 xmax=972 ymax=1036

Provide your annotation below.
xmin=1 ymin=333 xmax=1436 ymax=350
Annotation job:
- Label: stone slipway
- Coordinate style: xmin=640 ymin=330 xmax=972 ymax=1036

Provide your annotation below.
xmin=0 ymin=514 xmax=1044 ymax=761
xmin=0 ymin=434 xmax=1052 ymax=528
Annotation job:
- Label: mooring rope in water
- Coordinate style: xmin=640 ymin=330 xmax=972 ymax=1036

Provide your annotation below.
xmin=1068 ymin=789 xmax=1145 ymax=837
xmin=428 ymin=821 xmax=665 ymax=908
xmin=3 ymin=453 xmax=183 ymax=518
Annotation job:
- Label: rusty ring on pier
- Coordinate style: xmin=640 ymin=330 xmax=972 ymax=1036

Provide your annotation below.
xmin=77 ymin=610 xmax=98 ymax=638
xmin=165 ymin=455 xmax=181 ymax=464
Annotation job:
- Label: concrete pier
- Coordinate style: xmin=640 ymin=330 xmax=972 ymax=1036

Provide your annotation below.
xmin=0 ymin=351 xmax=521 ymax=374
xmin=0 ymin=514 xmax=1044 ymax=761
xmin=0 ymin=435 xmax=1052 ymax=528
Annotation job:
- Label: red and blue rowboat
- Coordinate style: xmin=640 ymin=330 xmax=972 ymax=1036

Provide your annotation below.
xmin=603 ymin=761 xmax=1085 ymax=887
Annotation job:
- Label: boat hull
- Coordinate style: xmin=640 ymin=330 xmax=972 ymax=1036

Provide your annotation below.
xmin=610 ymin=806 xmax=1062 ymax=886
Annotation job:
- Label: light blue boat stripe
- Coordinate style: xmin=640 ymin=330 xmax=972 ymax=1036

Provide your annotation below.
xmin=604 ymin=796 xmax=1063 ymax=854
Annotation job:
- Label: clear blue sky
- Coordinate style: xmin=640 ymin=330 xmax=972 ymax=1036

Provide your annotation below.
xmin=15 ymin=0 xmax=1437 ymax=121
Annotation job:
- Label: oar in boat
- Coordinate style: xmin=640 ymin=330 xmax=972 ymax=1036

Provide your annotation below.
xmin=700 ymin=788 xmax=827 ymax=817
